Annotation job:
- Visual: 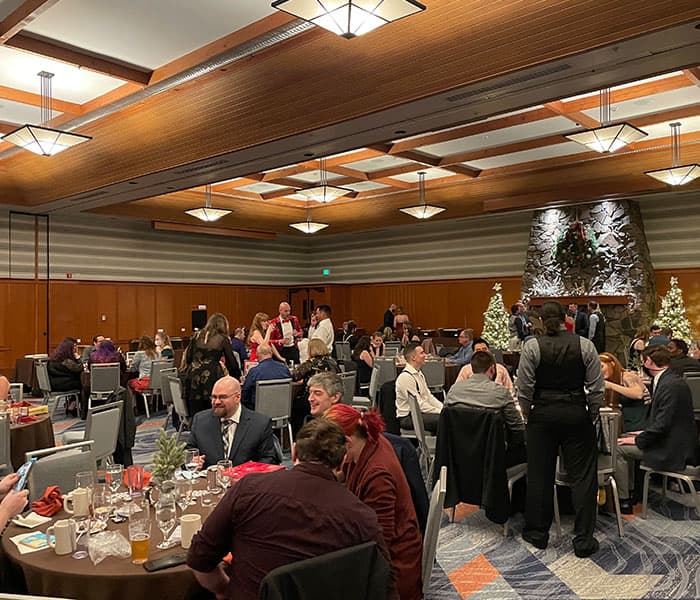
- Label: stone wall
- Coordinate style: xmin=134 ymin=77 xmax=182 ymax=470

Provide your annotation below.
xmin=521 ymin=200 xmax=656 ymax=361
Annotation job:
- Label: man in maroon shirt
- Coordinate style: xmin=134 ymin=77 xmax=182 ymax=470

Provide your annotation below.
xmin=187 ymin=418 xmax=392 ymax=600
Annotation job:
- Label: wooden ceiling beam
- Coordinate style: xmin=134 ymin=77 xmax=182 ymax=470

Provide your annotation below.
xmin=0 ymin=121 xmax=17 ymax=134
xmin=0 ymin=0 xmax=59 ymax=43
xmin=325 ymin=148 xmax=384 ymax=167
xmin=260 ymin=187 xmax=301 ymax=200
xmin=683 ymin=67 xmax=700 ymax=88
xmin=372 ymin=177 xmax=414 ymax=189
xmin=325 ymin=165 xmax=368 ymax=180
xmin=0 ymin=84 xmax=82 ymax=115
xmin=442 ymin=164 xmax=482 ymax=178
xmin=212 ymin=176 xmax=264 ymax=191
xmin=439 ymin=134 xmax=567 ymax=166
xmin=392 ymin=150 xmax=442 ymax=166
xmin=367 ymin=163 xmax=420 ymax=180
xmin=544 ymin=101 xmax=599 ymax=128
xmin=261 ymin=161 xmax=318 ymax=182
xmin=6 ymin=32 xmax=152 ymax=85
xmin=80 ymin=82 xmax=145 ymax=114
xmin=152 ymin=220 xmax=276 ymax=240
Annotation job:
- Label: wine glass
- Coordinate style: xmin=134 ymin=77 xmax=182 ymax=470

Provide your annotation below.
xmin=217 ymin=460 xmax=232 ymax=491
xmin=155 ymin=483 xmax=177 ymax=550
xmin=106 ymin=464 xmax=123 ymax=504
xmin=174 ymin=479 xmax=192 ymax=513
xmin=185 ymin=449 xmax=200 ymax=505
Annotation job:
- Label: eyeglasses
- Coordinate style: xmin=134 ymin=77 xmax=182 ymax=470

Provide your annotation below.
xmin=211 ymin=393 xmax=236 ymax=401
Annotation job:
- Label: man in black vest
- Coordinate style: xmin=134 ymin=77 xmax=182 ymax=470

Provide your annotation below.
xmin=517 ymin=302 xmax=604 ymax=557
xmin=588 ymin=301 xmax=606 ymax=353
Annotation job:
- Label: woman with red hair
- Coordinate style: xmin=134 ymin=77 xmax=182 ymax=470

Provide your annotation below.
xmin=324 ymin=405 xmax=422 ymax=600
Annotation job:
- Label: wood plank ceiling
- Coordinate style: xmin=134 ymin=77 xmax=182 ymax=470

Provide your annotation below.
xmin=0 ymin=0 xmax=699 ymax=236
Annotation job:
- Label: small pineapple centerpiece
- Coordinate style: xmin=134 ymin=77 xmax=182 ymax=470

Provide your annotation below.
xmin=151 ymin=429 xmax=187 ymax=486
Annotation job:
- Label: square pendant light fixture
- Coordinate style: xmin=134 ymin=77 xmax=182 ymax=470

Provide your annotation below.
xmin=185 ymin=184 xmax=232 ymax=222
xmin=564 ymin=88 xmax=647 ymax=153
xmin=2 ymin=72 xmax=92 ymax=156
xmin=645 ymin=122 xmax=700 ymax=186
xmin=399 ymin=171 xmax=445 ymax=219
xmin=289 ymin=204 xmax=329 ymax=234
xmin=297 ymin=158 xmax=353 ymax=203
xmin=272 ymin=0 xmax=426 ymax=39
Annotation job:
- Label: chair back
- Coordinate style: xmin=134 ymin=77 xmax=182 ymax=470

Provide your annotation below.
xmin=423 ymin=466 xmax=447 ymax=595
xmin=259 ymin=541 xmax=390 ymax=600
xmin=255 ymin=379 xmax=293 ymax=422
xmin=384 ymin=345 xmax=399 ymax=358
xmin=149 ymin=359 xmax=172 ymax=392
xmin=422 ymin=358 xmax=445 ymax=391
xmin=596 ymin=409 xmax=620 ymax=477
xmin=375 ymin=358 xmax=397 ymax=389
xmin=368 ymin=364 xmax=379 ymax=405
xmin=0 ymin=413 xmax=10 ymax=472
xmin=339 ymin=371 xmax=356 ymax=405
xmin=26 ymin=440 xmax=95 ymax=502
xmin=9 ymin=383 xmax=23 ymax=403
xmin=84 ymin=401 xmax=123 ymax=463
xmin=385 ymin=341 xmax=401 ymax=352
xmin=168 ymin=376 xmax=189 ymax=421
xmin=684 ymin=373 xmax=700 ymax=414
xmin=35 ymin=360 xmax=52 ymax=395
xmin=158 ymin=367 xmax=178 ymax=405
xmin=335 ymin=341 xmax=351 ymax=362
xmin=90 ymin=363 xmax=121 ymax=396
xmin=126 ymin=351 xmax=136 ymax=363
xmin=492 ymin=348 xmax=505 ymax=364
xmin=406 ymin=391 xmax=432 ymax=479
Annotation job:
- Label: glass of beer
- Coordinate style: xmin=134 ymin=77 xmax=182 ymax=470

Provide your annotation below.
xmin=128 ymin=509 xmax=151 ymax=564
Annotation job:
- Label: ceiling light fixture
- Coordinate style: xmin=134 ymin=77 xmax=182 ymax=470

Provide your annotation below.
xmin=185 ymin=184 xmax=232 ymax=222
xmin=399 ymin=171 xmax=445 ymax=219
xmin=645 ymin=122 xmax=700 ymax=186
xmin=297 ymin=158 xmax=352 ymax=203
xmin=271 ymin=0 xmax=426 ymax=39
xmin=289 ymin=204 xmax=329 ymax=234
xmin=564 ymin=88 xmax=647 ymax=153
xmin=2 ymin=72 xmax=92 ymax=156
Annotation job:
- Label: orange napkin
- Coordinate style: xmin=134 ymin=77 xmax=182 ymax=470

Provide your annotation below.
xmin=122 ymin=470 xmax=152 ymax=487
xmin=31 ymin=486 xmax=64 ymax=517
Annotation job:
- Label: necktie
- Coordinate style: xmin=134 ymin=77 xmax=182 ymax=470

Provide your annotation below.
xmin=221 ymin=418 xmax=234 ymax=458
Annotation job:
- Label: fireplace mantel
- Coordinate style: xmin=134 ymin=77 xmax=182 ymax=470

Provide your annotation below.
xmin=528 ymin=295 xmax=631 ymax=306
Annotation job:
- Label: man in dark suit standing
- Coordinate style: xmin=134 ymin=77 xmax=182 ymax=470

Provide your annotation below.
xmin=187 ymin=376 xmax=279 ymax=469
xmin=382 ymin=304 xmax=396 ymax=331
xmin=616 ymin=345 xmax=698 ymax=513
xmin=571 ymin=303 xmax=589 ymax=337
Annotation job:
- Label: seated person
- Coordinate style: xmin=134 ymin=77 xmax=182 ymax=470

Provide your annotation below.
xmin=187 ymin=418 xmax=390 ymax=600
xmin=47 ymin=337 xmax=83 ymax=416
xmin=616 ymin=346 xmax=698 ymax=513
xmin=445 ymin=329 xmax=474 ymax=366
xmin=395 ymin=343 xmax=443 ymax=434
xmin=0 ymin=474 xmax=29 ymax=531
xmin=81 ymin=334 xmax=104 ymax=362
xmin=0 ymin=375 xmax=10 ymax=401
xmin=230 ymin=327 xmax=248 ymax=365
xmin=127 ymin=335 xmax=157 ymax=393
xmin=456 ymin=337 xmax=514 ymax=395
xmin=155 ymin=331 xmax=174 ymax=360
xmin=307 ymin=371 xmax=343 ymax=418
xmin=370 ymin=332 xmax=385 ymax=358
xmin=187 ymin=376 xmax=278 ymax=469
xmin=446 ymin=350 xmax=526 ymax=467
xmin=599 ymin=352 xmax=649 ymax=432
xmin=351 ymin=335 xmax=373 ymax=394
xmin=668 ymin=338 xmax=700 ymax=375
xmin=240 ymin=344 xmax=290 ymax=410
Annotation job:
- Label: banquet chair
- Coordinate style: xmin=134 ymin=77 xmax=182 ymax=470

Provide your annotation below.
xmin=641 ymin=462 xmax=700 ymax=518
xmin=9 ymin=383 xmax=23 ymax=403
xmin=61 ymin=401 xmax=123 ymax=466
xmin=158 ymin=366 xmax=178 ymax=429
xmin=422 ymin=358 xmax=445 ymax=395
xmin=259 ymin=541 xmax=390 ymax=600
xmin=0 ymin=594 xmax=76 ymax=599
xmin=339 ymin=371 xmax=371 ymax=410
xmin=400 ymin=391 xmax=436 ymax=484
xmin=0 ymin=413 xmax=10 ymax=475
xmin=35 ymin=360 xmax=80 ymax=419
xmin=88 ymin=362 xmax=121 ymax=410
xmin=422 ymin=466 xmax=447 ymax=596
xmin=168 ymin=375 xmax=191 ymax=443
xmin=683 ymin=373 xmax=700 ymax=418
xmin=334 ymin=341 xmax=352 ymax=362
xmin=26 ymin=440 xmax=96 ymax=502
xmin=140 ymin=359 xmax=172 ymax=419
xmin=553 ymin=410 xmax=624 ymax=537
xmin=255 ymin=379 xmax=293 ymax=452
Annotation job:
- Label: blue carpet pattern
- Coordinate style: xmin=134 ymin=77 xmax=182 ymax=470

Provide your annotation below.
xmin=52 ymin=414 xmax=700 ymax=599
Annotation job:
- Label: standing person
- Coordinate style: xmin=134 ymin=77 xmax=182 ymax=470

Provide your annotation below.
xmin=574 ymin=304 xmax=589 ymax=337
xmin=325 ymin=404 xmax=423 ymax=600
xmin=508 ymin=303 xmax=528 ymax=351
xmin=230 ymin=327 xmax=248 ymax=365
xmin=628 ymin=325 xmax=650 ymax=369
xmin=247 ymin=312 xmax=283 ymax=363
xmin=383 ymin=303 xmax=397 ymax=331
xmin=393 ymin=307 xmax=410 ymax=340
xmin=517 ymin=302 xmax=604 ymax=557
xmin=269 ymin=302 xmax=303 ymax=365
xmin=588 ymin=301 xmax=606 ymax=353
xmin=311 ymin=305 xmax=335 ymax=354
xmin=182 ymin=313 xmax=241 ymax=416
xmin=47 ymin=337 xmax=83 ymax=417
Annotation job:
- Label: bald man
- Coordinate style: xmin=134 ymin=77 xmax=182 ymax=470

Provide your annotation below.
xmin=241 ymin=343 xmax=291 ymax=410
xmin=269 ymin=302 xmax=303 ymax=364
xmin=186 ymin=376 xmax=279 ymax=469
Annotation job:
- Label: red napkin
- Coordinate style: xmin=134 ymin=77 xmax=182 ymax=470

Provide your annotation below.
xmin=31 ymin=486 xmax=64 ymax=517
xmin=224 ymin=461 xmax=285 ymax=482
xmin=11 ymin=401 xmax=33 ymax=408
xmin=18 ymin=415 xmax=37 ymax=423
xmin=122 ymin=470 xmax=152 ymax=487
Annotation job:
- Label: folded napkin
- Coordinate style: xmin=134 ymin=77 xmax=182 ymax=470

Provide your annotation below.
xmin=31 ymin=486 xmax=64 ymax=517
xmin=17 ymin=415 xmax=37 ymax=423
xmin=11 ymin=401 xmax=33 ymax=408
xmin=10 ymin=531 xmax=52 ymax=554
xmin=13 ymin=511 xmax=52 ymax=528
xmin=122 ymin=470 xmax=152 ymax=487
xmin=29 ymin=405 xmax=49 ymax=416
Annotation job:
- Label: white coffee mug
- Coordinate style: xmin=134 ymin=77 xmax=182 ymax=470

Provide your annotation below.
xmin=47 ymin=519 xmax=77 ymax=555
xmin=63 ymin=488 xmax=90 ymax=516
xmin=180 ymin=513 xmax=202 ymax=549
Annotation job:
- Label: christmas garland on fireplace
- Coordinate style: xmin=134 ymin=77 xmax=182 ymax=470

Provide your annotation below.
xmin=554 ymin=220 xmax=599 ymax=269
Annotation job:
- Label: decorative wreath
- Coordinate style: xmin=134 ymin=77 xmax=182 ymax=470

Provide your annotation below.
xmin=554 ymin=220 xmax=599 ymax=269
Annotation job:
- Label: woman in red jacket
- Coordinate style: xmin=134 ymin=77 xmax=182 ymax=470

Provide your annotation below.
xmin=325 ymin=404 xmax=423 ymax=600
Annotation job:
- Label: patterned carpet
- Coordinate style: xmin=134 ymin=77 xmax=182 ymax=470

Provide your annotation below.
xmin=52 ymin=413 xmax=700 ymax=599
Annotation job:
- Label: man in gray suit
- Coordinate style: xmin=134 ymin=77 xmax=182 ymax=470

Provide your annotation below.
xmin=187 ymin=376 xmax=279 ymax=469
xmin=445 ymin=350 xmax=526 ymax=466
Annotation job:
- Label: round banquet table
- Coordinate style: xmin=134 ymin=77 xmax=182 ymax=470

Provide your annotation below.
xmin=10 ymin=414 xmax=55 ymax=470
xmin=2 ymin=491 xmax=213 ymax=600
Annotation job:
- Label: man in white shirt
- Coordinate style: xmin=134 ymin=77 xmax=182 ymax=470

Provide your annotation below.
xmin=395 ymin=342 xmax=443 ymax=434
xmin=311 ymin=305 xmax=335 ymax=354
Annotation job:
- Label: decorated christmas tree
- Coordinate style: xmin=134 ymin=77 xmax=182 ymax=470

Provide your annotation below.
xmin=482 ymin=283 xmax=510 ymax=349
xmin=656 ymin=276 xmax=693 ymax=343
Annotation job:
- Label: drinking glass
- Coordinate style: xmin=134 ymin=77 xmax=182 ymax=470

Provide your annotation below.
xmin=92 ymin=488 xmax=111 ymax=530
xmin=128 ymin=507 xmax=151 ymax=564
xmin=217 ymin=460 xmax=232 ymax=490
xmin=206 ymin=466 xmax=221 ymax=495
xmin=185 ymin=449 xmax=200 ymax=505
xmin=127 ymin=465 xmax=144 ymax=498
xmin=174 ymin=479 xmax=192 ymax=513
xmin=155 ymin=483 xmax=177 ymax=550
xmin=75 ymin=471 xmax=95 ymax=493
xmin=106 ymin=464 xmax=123 ymax=504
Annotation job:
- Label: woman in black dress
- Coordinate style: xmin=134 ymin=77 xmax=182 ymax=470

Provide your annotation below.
xmin=351 ymin=335 xmax=373 ymax=395
xmin=47 ymin=337 xmax=83 ymax=416
xmin=182 ymin=313 xmax=241 ymax=416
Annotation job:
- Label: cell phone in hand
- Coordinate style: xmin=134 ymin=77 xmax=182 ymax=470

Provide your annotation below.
xmin=14 ymin=458 xmax=36 ymax=492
